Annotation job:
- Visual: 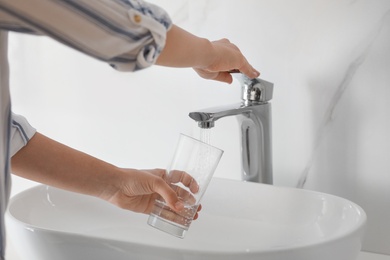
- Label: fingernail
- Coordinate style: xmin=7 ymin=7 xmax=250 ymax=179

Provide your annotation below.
xmin=253 ymin=70 xmax=260 ymax=77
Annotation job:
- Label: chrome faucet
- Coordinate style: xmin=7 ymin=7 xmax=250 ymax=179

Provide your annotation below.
xmin=189 ymin=74 xmax=273 ymax=184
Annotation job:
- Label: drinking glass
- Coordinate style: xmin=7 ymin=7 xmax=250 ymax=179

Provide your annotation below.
xmin=147 ymin=133 xmax=223 ymax=238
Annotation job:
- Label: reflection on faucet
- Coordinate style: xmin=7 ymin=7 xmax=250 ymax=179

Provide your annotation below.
xmin=189 ymin=75 xmax=274 ymax=184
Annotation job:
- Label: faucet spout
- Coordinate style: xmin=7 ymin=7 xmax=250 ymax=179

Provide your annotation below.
xmin=189 ymin=76 xmax=274 ymax=184
xmin=189 ymin=103 xmax=249 ymax=128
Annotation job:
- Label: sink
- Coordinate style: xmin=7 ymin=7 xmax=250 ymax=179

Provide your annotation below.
xmin=6 ymin=178 xmax=366 ymax=260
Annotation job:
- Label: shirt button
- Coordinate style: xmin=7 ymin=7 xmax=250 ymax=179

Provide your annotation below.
xmin=134 ymin=14 xmax=142 ymax=23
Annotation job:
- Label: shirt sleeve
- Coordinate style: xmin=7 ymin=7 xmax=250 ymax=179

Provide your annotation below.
xmin=10 ymin=113 xmax=37 ymax=157
xmin=0 ymin=0 xmax=172 ymax=71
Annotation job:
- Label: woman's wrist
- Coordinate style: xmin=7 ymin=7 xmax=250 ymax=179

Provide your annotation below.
xmin=156 ymin=25 xmax=213 ymax=68
xmin=192 ymin=37 xmax=215 ymax=70
xmin=95 ymin=166 xmax=127 ymax=202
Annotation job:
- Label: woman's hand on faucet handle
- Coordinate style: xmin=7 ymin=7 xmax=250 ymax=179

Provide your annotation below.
xmin=156 ymin=25 xmax=259 ymax=84
xmin=193 ymin=38 xmax=260 ymax=84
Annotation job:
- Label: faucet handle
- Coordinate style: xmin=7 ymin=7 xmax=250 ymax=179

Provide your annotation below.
xmin=234 ymin=74 xmax=274 ymax=103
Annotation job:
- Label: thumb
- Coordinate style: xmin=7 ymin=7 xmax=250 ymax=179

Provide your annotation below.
xmin=193 ymin=68 xmax=234 ymax=84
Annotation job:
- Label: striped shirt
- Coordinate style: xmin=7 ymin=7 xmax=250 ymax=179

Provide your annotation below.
xmin=0 ymin=1 xmax=172 ymax=258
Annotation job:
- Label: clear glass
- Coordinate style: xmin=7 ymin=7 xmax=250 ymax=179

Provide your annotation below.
xmin=147 ymin=133 xmax=224 ymax=238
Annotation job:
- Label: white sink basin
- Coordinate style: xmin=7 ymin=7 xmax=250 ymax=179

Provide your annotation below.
xmin=6 ymin=178 xmax=366 ymax=260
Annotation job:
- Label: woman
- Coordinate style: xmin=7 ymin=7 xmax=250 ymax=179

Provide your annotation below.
xmin=0 ymin=1 xmax=259 ymax=258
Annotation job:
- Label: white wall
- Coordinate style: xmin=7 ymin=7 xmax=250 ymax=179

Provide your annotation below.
xmin=8 ymin=0 xmax=390 ymax=255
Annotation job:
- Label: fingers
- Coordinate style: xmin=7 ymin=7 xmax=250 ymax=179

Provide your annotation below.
xmin=150 ymin=169 xmax=199 ymax=208
xmin=169 ymin=184 xmax=197 ymax=205
xmin=168 ymin=170 xmax=199 ymax=194
xmin=203 ymin=71 xmax=234 ymax=84
xmin=152 ymin=177 xmax=184 ymax=211
xmin=148 ymin=169 xmax=203 ymax=220
xmin=148 ymin=168 xmax=197 ymax=191
xmin=212 ymin=72 xmax=234 ymax=84
xmin=237 ymin=60 xmax=260 ymax=80
xmin=202 ymin=38 xmax=260 ymax=81
xmin=153 ymin=202 xmax=202 ymax=226
xmin=193 ymin=204 xmax=202 ymax=220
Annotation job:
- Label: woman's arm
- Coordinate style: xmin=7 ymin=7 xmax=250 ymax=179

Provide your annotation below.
xmin=0 ymin=0 xmax=172 ymax=71
xmin=156 ymin=25 xmax=260 ymax=83
xmin=11 ymin=133 xmax=190 ymax=215
xmin=0 ymin=1 xmax=258 ymax=81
